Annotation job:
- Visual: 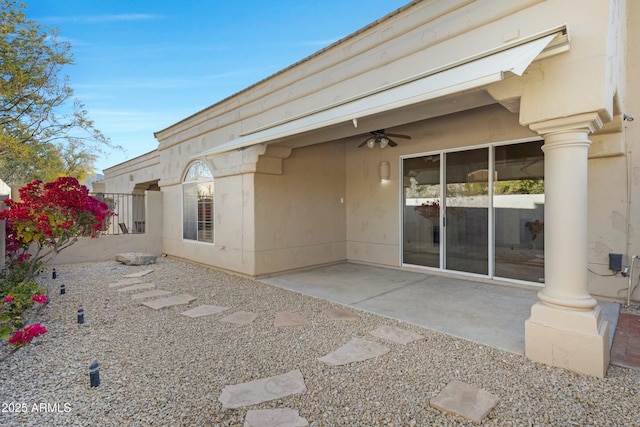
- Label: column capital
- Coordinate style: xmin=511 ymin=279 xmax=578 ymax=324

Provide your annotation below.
xmin=529 ymin=112 xmax=604 ymax=136
xmin=207 ymin=143 xmax=293 ymax=177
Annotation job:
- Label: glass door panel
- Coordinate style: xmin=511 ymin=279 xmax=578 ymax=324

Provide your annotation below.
xmin=403 ymin=155 xmax=441 ymax=267
xmin=445 ymin=148 xmax=489 ymax=275
xmin=493 ymin=142 xmax=545 ymax=282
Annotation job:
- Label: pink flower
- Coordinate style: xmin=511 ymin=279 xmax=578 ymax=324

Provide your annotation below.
xmin=3 ymin=296 xmax=13 ymax=303
xmin=8 ymin=323 xmax=48 ymax=347
xmin=8 ymin=330 xmax=23 ymax=345
xmin=31 ymin=295 xmax=47 ymax=304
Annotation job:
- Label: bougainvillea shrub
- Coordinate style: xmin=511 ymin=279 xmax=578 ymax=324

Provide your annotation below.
xmin=0 ymin=177 xmax=114 ymax=353
xmin=0 ymin=176 xmax=114 ymax=281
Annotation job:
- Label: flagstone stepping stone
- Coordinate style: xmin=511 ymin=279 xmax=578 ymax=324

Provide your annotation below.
xmin=131 ymin=289 xmax=172 ymax=300
xmin=218 ymin=369 xmax=306 ymax=409
xmin=244 ymin=408 xmax=309 ymax=427
xmin=142 ymin=294 xmax=197 ymax=310
xmin=123 ymin=269 xmax=154 ymax=278
xmin=324 ymin=308 xmax=360 ymax=322
xmin=369 ymin=325 xmax=425 ymax=345
xmin=181 ymin=305 xmax=229 ymax=318
xmin=116 ymin=283 xmax=156 ymax=292
xmin=220 ymin=311 xmax=258 ymax=325
xmin=429 ymin=380 xmax=500 ymax=424
xmin=318 ymin=338 xmax=390 ymax=366
xmin=274 ymin=311 xmax=310 ymax=327
xmin=108 ymin=278 xmax=144 ymax=288
xmin=115 ymin=252 xmax=157 ymax=266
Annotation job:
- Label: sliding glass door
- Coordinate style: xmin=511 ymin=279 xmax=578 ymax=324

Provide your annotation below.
xmin=444 ymin=148 xmax=489 ymax=275
xmin=493 ymin=142 xmax=544 ymax=283
xmin=403 ymin=155 xmax=441 ymax=268
xmin=402 ymin=141 xmax=545 ymax=284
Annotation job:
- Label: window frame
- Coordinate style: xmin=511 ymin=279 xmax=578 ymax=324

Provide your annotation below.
xmin=182 ymin=161 xmax=214 ymax=244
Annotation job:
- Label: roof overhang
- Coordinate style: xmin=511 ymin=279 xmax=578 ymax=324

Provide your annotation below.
xmin=198 ymin=27 xmax=568 ymax=159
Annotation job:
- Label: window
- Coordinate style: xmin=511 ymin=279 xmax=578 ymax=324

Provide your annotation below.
xmin=183 ymin=161 xmax=214 ymax=243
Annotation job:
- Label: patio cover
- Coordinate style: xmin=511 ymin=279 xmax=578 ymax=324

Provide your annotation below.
xmin=199 ymin=29 xmax=567 ymax=158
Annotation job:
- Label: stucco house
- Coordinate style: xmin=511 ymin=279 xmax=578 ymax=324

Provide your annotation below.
xmin=99 ymin=0 xmax=639 ymax=377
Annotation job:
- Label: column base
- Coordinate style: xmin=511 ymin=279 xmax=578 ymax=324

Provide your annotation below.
xmin=525 ymin=302 xmax=610 ymax=378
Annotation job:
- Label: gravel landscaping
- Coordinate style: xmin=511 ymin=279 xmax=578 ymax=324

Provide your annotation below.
xmin=1 ymin=257 xmax=639 ymax=426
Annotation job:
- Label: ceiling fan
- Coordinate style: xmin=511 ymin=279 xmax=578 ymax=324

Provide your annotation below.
xmin=357 ymin=129 xmax=411 ymax=148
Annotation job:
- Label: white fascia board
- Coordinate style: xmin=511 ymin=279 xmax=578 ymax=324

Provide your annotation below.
xmin=198 ymin=32 xmax=561 ymax=159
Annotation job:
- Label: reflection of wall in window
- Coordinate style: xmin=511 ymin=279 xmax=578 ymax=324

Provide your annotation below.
xmin=494 ymin=195 xmax=544 ymax=248
xmin=446 ymin=206 xmax=488 ymax=253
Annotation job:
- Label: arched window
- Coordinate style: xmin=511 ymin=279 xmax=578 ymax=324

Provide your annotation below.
xmin=182 ymin=161 xmax=214 ymax=243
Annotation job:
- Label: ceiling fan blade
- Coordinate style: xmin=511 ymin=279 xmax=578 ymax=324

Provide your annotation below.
xmin=386 ymin=133 xmax=411 ymax=139
xmin=387 ymin=138 xmax=398 ymax=147
xmin=357 ymin=139 xmax=367 ymax=148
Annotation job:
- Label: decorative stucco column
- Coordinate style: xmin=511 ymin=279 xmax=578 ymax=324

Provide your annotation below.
xmin=525 ymin=112 xmax=610 ymax=378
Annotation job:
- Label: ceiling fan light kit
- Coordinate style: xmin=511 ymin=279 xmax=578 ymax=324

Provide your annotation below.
xmin=358 ymin=129 xmax=411 ymax=149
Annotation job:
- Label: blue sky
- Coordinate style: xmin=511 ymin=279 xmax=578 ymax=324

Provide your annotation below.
xmin=23 ymin=0 xmax=410 ymax=172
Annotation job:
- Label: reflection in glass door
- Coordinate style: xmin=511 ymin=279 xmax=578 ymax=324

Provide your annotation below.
xmin=444 ymin=149 xmax=489 ymax=275
xmin=493 ymin=142 xmax=545 ymax=282
xmin=403 ymin=155 xmax=440 ymax=268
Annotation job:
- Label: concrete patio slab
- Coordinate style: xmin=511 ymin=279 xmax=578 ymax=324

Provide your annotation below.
xmin=261 ymin=263 xmax=620 ymax=354
xmin=108 ymin=278 xmax=144 ymax=288
xmin=220 ymin=311 xmax=258 ymax=325
xmin=131 ymin=289 xmax=172 ymax=300
xmin=116 ymin=283 xmax=156 ymax=292
xmin=262 ymin=263 xmax=426 ymax=306
xmin=123 ymin=269 xmax=154 ymax=278
xmin=324 ymin=308 xmax=360 ymax=322
xmin=369 ymin=325 xmax=425 ymax=345
xmin=318 ymin=338 xmax=390 ymax=366
xmin=142 ymin=294 xmax=197 ymax=310
xmin=429 ymin=380 xmax=500 ymax=424
xmin=218 ymin=369 xmax=306 ymax=409
xmin=181 ymin=305 xmax=229 ymax=318
xmin=244 ymin=408 xmax=309 ymax=427
xmin=274 ymin=311 xmax=310 ymax=327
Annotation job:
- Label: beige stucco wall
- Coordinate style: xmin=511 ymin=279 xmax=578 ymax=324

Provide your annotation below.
xmin=160 ymin=170 xmax=256 ymax=275
xmin=254 ymin=141 xmax=347 ymax=275
xmin=52 ymin=234 xmax=149 ymax=264
xmin=160 ymin=141 xmax=347 ymax=277
xmin=585 ymin=0 xmax=640 ymax=302
xmin=102 ymin=150 xmax=161 ymax=194
xmin=587 ymin=154 xmax=629 ymax=299
xmin=516 ymin=0 xmax=615 ymax=124
xmin=625 ymin=0 xmax=640 ymax=302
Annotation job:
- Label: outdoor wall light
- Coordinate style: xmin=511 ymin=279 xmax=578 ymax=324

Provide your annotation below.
xmin=379 ymin=161 xmax=390 ymax=180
